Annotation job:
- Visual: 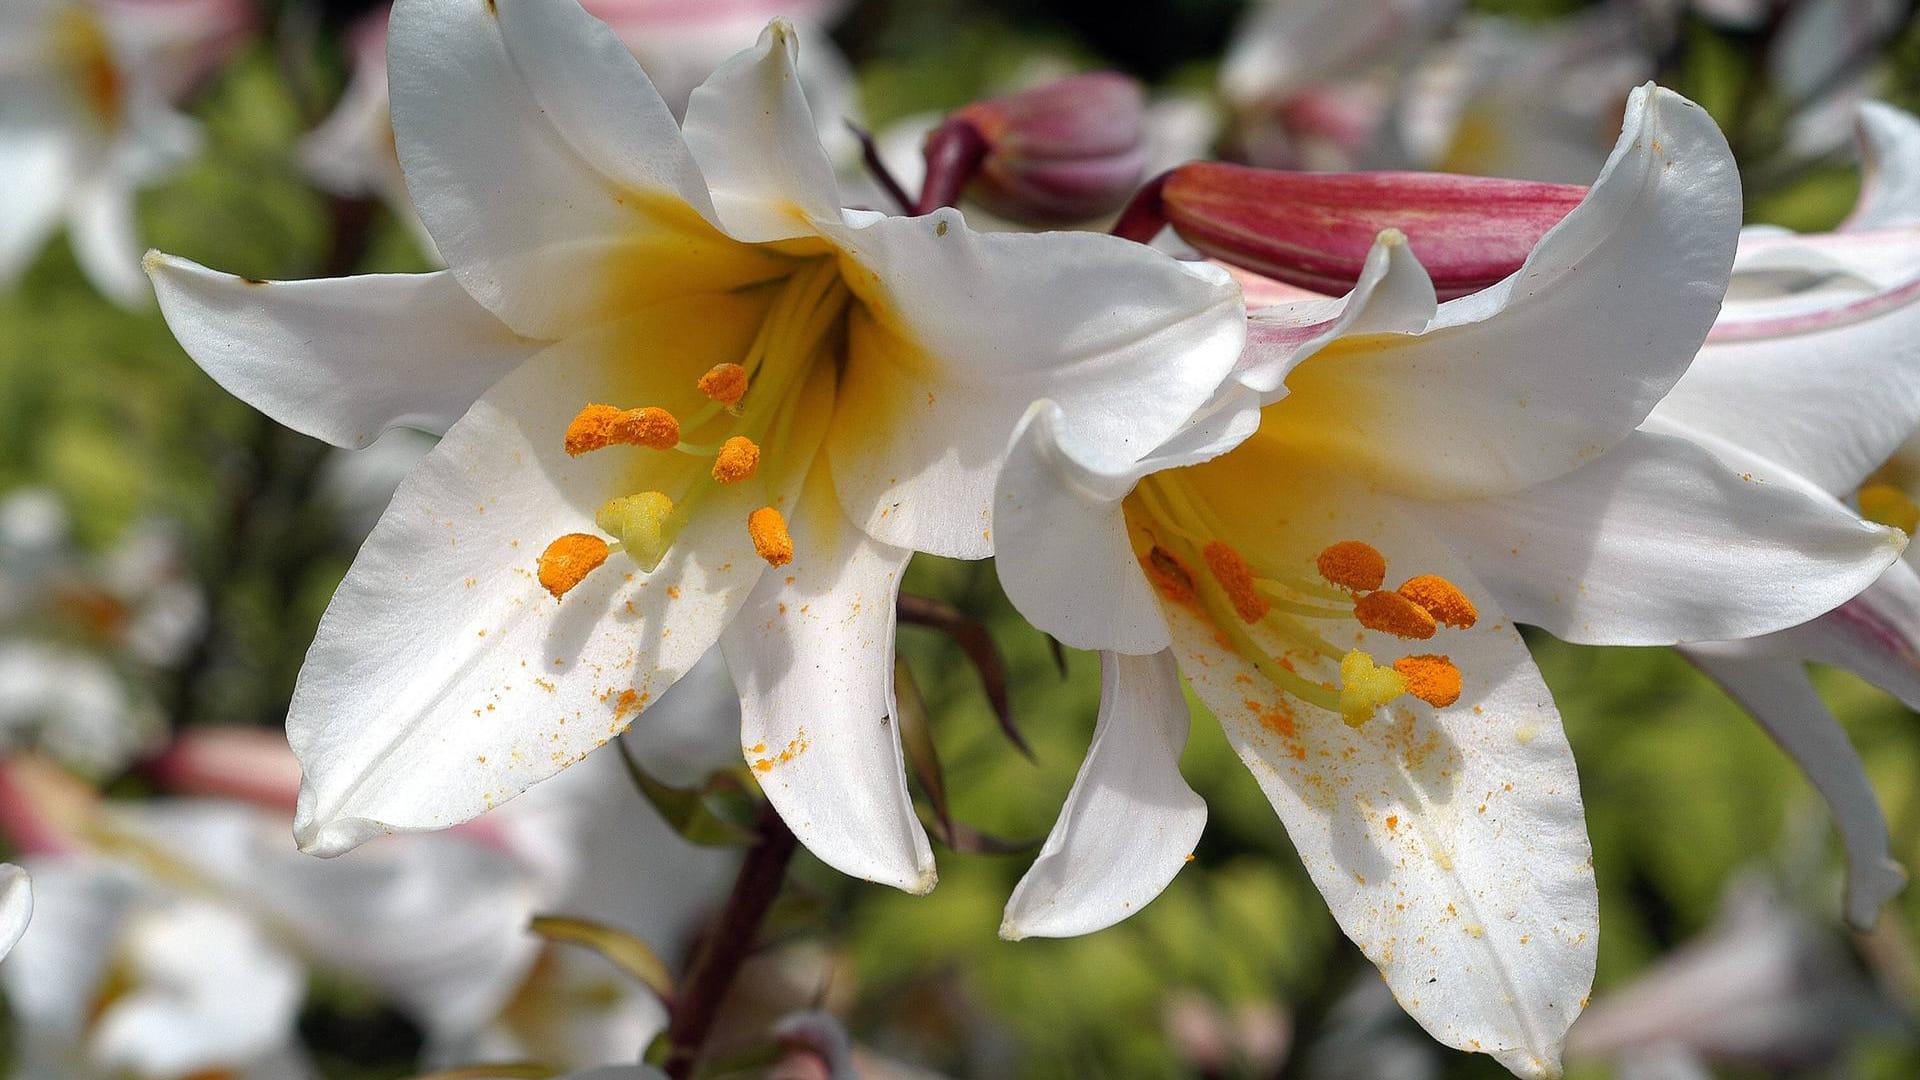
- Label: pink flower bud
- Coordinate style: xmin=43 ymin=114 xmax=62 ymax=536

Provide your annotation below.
xmin=1134 ymin=162 xmax=1586 ymax=299
xmin=923 ymin=72 xmax=1148 ymax=223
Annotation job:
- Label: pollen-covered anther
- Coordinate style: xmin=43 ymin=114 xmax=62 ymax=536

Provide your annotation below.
xmin=711 ymin=436 xmax=761 ymax=484
xmin=1316 ymin=540 xmax=1387 ymax=592
xmin=1396 ymin=574 xmax=1478 ymax=629
xmin=1203 ymin=541 xmax=1270 ymax=623
xmin=564 ymin=403 xmax=680 ymax=456
xmin=1393 ymin=654 xmax=1463 ymax=708
xmin=697 ymin=363 xmax=750 ymax=408
xmin=1353 ymin=589 xmax=1438 ymax=640
xmin=1146 ymin=546 xmax=1196 ymax=604
xmin=748 ymin=507 xmax=794 ymax=568
xmin=536 ymin=534 xmax=610 ymax=600
xmin=1338 ymin=650 xmax=1407 ymax=727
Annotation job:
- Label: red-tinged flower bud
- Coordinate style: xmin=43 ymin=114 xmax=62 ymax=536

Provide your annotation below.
xmin=1117 ymin=162 xmax=1586 ymax=299
xmin=919 ymin=72 xmax=1148 ymax=223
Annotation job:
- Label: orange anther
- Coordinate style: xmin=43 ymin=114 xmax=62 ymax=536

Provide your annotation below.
xmin=1354 ymin=590 xmax=1437 ymax=640
xmin=1397 ymin=575 xmax=1478 ymax=629
xmin=711 ymin=436 xmax=761 ymax=484
xmin=1145 ymin=546 xmax=1196 ymax=604
xmin=748 ymin=507 xmax=793 ymax=567
xmin=698 ymin=362 xmax=749 ymax=407
xmin=564 ymin=404 xmax=680 ymax=455
xmin=1393 ymin=654 xmax=1462 ymax=708
xmin=1316 ymin=540 xmax=1386 ymax=592
xmin=536 ymin=534 xmax=610 ymax=599
xmin=1203 ymin=541 xmax=1270 ymax=623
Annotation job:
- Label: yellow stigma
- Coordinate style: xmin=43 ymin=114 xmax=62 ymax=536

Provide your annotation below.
xmin=748 ymin=507 xmax=794 ymax=567
xmin=596 ymin=492 xmax=676 ymax=569
xmin=697 ymin=363 xmax=750 ymax=408
xmin=711 ymin=436 xmax=761 ymax=484
xmin=565 ymin=404 xmax=680 ymax=456
xmin=537 ymin=534 xmax=611 ymax=599
xmin=1860 ymin=483 xmax=1920 ymax=535
xmin=1338 ymin=651 xmax=1407 ymax=727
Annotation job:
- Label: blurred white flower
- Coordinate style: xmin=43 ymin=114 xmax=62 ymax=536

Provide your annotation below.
xmin=0 ymin=641 xmax=162 ymax=775
xmin=0 ymin=862 xmax=30 ymax=961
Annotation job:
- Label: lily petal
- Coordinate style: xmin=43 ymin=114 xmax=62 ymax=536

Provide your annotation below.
xmin=0 ymin=863 xmax=28 ymax=960
xmin=1845 ymin=101 xmax=1920 ymax=231
xmin=721 ymin=466 xmax=935 ymax=893
xmin=1237 ymin=229 xmax=1438 ymax=397
xmin=0 ymin=131 xmax=73 ymax=288
xmin=1733 ymin=558 xmax=1920 ymax=712
xmin=827 ymin=208 xmax=1245 ymax=558
xmin=1421 ymin=430 xmax=1903 ymax=646
xmin=1001 ymin=649 xmax=1206 ymax=939
xmin=290 ymin=296 xmax=796 ymax=856
xmin=148 ymin=255 xmax=539 ymax=448
xmin=1681 ymin=649 xmax=1907 ymax=930
xmin=681 ymin=19 xmax=843 ymax=243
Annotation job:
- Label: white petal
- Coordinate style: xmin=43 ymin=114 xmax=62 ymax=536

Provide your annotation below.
xmin=681 ymin=19 xmax=843 ymax=242
xmin=67 ymin=180 xmax=150 ymax=308
xmin=1421 ymin=430 xmax=1903 ymax=646
xmin=1170 ymin=499 xmax=1595 ymax=1078
xmin=1845 ymin=101 xmax=1920 ymax=230
xmin=290 ymin=295 xmax=800 ymax=855
xmin=148 ymin=255 xmax=539 ymax=448
xmin=1236 ymin=229 xmax=1438 ymax=397
xmin=1727 ymin=558 xmax=1920 ymax=711
xmin=387 ymin=0 xmax=767 ymax=338
xmin=721 ymin=466 xmax=935 ymax=893
xmin=0 ymin=864 xmax=29 ymax=960
xmin=0 ymin=131 xmax=74 ymax=289
xmin=1265 ymin=85 xmax=1740 ymax=500
xmin=0 ymin=858 xmax=143 ymax=1040
xmin=1652 ymin=271 xmax=1920 ymax=496
xmin=1680 ymin=650 xmax=1906 ymax=930
xmin=1000 ymin=649 xmax=1206 ymax=939
xmin=621 ymin=647 xmax=746 ymax=787
xmin=826 ymin=209 xmax=1246 ymax=558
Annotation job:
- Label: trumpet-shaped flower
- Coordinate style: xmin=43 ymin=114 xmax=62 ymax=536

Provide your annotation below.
xmin=148 ymin=0 xmax=1243 ymax=892
xmin=994 ymin=86 xmax=1904 ymax=1077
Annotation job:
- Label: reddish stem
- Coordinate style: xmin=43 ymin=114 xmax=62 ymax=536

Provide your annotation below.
xmin=914 ymin=117 xmax=992 ymax=215
xmin=1109 ymin=170 xmax=1172 ymax=244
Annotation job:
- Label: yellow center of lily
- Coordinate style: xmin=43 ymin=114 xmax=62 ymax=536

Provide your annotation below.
xmin=51 ymin=8 xmax=125 ymax=130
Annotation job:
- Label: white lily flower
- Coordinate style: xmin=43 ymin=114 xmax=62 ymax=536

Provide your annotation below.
xmin=994 ymin=85 xmax=1904 ymax=1077
xmin=0 ymin=0 xmax=241 ymax=306
xmin=149 ymin=0 xmax=1243 ymax=891
xmin=0 ymin=861 xmax=29 ymax=961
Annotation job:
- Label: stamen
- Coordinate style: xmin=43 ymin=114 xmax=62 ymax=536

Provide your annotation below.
xmin=698 ymin=363 xmax=750 ymax=408
xmin=1397 ymin=575 xmax=1478 ymax=629
xmin=1203 ymin=541 xmax=1271 ymax=623
xmin=537 ymin=534 xmax=611 ymax=599
xmin=565 ymin=404 xmax=680 ymax=456
xmin=1353 ymin=590 xmax=1438 ymax=640
xmin=596 ymin=492 xmax=676 ymax=568
xmin=748 ymin=507 xmax=794 ymax=567
xmin=1393 ymin=654 xmax=1462 ymax=708
xmin=1316 ymin=540 xmax=1386 ymax=592
xmin=1860 ymin=483 xmax=1920 ymax=535
xmin=711 ymin=436 xmax=762 ymax=484
xmin=1337 ymin=650 xmax=1407 ymax=727
xmin=1145 ymin=546 xmax=1197 ymax=603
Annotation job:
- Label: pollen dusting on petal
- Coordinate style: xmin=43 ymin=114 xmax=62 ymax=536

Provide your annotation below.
xmin=1338 ymin=650 xmax=1406 ymax=727
xmin=748 ymin=507 xmax=794 ymax=567
xmin=597 ymin=491 xmax=676 ymax=567
xmin=1145 ymin=546 xmax=1197 ymax=604
xmin=537 ymin=534 xmax=610 ymax=599
xmin=1354 ymin=590 xmax=1438 ymax=640
xmin=1397 ymin=575 xmax=1478 ymax=629
xmin=711 ymin=436 xmax=761 ymax=484
xmin=1393 ymin=654 xmax=1462 ymax=708
xmin=565 ymin=404 xmax=680 ymax=455
xmin=1316 ymin=540 xmax=1386 ymax=592
xmin=1203 ymin=541 xmax=1270 ymax=623
xmin=697 ymin=362 xmax=749 ymax=407
xmin=1860 ymin=483 xmax=1920 ymax=535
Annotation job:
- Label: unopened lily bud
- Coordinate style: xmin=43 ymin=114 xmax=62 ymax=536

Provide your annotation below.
xmin=1118 ymin=162 xmax=1586 ymax=299
xmin=921 ymin=72 xmax=1148 ymax=223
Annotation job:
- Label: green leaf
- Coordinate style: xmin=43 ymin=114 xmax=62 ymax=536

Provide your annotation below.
xmin=528 ymin=915 xmax=675 ymax=1003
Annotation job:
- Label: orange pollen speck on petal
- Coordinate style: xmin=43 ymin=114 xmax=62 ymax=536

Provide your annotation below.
xmin=697 ymin=362 xmax=750 ymax=407
xmin=748 ymin=507 xmax=794 ymax=567
xmin=1393 ymin=654 xmax=1463 ymax=708
xmin=1397 ymin=575 xmax=1478 ymax=629
xmin=564 ymin=404 xmax=680 ymax=455
xmin=537 ymin=534 xmax=611 ymax=599
xmin=711 ymin=436 xmax=762 ymax=484
xmin=1316 ymin=540 xmax=1387 ymax=592
xmin=1203 ymin=541 xmax=1270 ymax=623
xmin=1145 ymin=546 xmax=1197 ymax=604
xmin=1354 ymin=590 xmax=1438 ymax=640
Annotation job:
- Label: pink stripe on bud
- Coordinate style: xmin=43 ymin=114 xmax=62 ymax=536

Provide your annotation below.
xmin=145 ymin=727 xmax=302 ymax=812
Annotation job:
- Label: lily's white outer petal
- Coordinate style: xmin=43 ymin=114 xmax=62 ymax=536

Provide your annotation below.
xmin=1753 ymin=560 xmax=1920 ymax=711
xmin=67 ymin=179 xmax=151 ymax=307
xmin=0 ymin=132 xmax=73 ymax=288
xmin=1844 ymin=101 xmax=1920 ymax=231
xmin=721 ymin=467 xmax=935 ymax=893
xmin=1236 ymin=229 xmax=1438 ymax=397
xmin=1680 ymin=649 xmax=1906 ymax=930
xmin=148 ymin=255 xmax=540 ymax=447
xmin=1001 ymin=649 xmax=1206 ymax=940
xmin=1421 ymin=431 xmax=1903 ymax=646
xmin=827 ymin=208 xmax=1246 ymax=559
xmin=0 ymin=863 xmax=28 ymax=960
